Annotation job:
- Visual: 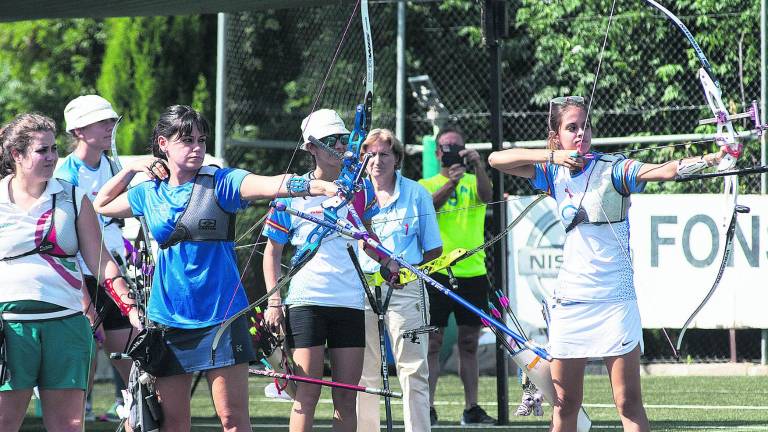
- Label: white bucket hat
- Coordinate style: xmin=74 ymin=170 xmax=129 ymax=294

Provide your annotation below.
xmin=64 ymin=95 xmax=119 ymax=132
xmin=300 ymin=109 xmax=350 ymax=150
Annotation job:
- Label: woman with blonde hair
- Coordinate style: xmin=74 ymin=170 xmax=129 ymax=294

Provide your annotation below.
xmin=355 ymin=128 xmax=442 ymax=432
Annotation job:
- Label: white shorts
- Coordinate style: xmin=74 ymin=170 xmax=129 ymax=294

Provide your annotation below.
xmin=547 ymin=299 xmax=643 ymax=359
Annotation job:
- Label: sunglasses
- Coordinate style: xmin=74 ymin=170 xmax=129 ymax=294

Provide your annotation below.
xmin=550 ymin=96 xmax=585 ymax=105
xmin=318 ymin=134 xmax=350 ymax=147
xmin=548 ymin=96 xmax=590 ymax=133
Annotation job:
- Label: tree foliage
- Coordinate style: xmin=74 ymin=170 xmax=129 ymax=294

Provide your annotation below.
xmin=98 ymin=16 xmax=217 ymax=155
xmin=0 ymin=16 xmax=216 ymax=155
xmin=0 ymin=19 xmax=106 ymax=134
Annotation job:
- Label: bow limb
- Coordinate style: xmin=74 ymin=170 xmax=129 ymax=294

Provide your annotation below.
xmin=642 ymin=0 xmax=746 ymax=223
xmin=643 ymin=0 xmax=746 ymax=165
xmin=210 ymin=249 xmax=315 ymax=360
xmin=674 ymin=204 xmax=749 ymax=351
xmin=109 ymin=116 xmax=154 ymax=328
xmin=211 ymin=0 xmax=374 ymax=358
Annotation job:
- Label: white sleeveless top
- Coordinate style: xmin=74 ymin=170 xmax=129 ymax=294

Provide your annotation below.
xmin=0 ymin=176 xmax=85 ymax=311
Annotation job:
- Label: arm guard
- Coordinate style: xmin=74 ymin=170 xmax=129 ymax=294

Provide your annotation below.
xmin=676 ymin=157 xmax=710 ymax=179
xmin=104 ymin=276 xmax=136 ymax=317
xmin=287 ymin=176 xmax=311 ymax=197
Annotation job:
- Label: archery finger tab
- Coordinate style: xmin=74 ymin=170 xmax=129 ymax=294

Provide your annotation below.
xmin=149 ymin=159 xmax=169 ymax=180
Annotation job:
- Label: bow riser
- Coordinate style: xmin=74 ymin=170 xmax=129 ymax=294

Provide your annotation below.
xmin=289 ymin=104 xmax=372 ymax=267
xmin=698 ymin=69 xmax=741 ymax=167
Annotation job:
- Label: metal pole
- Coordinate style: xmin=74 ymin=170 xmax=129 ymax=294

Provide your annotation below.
xmin=761 ymin=329 xmax=767 ymax=366
xmin=215 ymin=12 xmax=228 ymax=166
xmin=761 ymin=0 xmax=766 ymax=193
xmin=485 ymin=0 xmax=509 ymax=424
xmin=395 ymin=0 xmax=406 ymax=143
xmin=729 ymin=328 xmax=737 ymax=363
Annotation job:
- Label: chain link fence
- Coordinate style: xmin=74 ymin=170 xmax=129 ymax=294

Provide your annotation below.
xmin=223 ymin=1 xmax=764 ymax=363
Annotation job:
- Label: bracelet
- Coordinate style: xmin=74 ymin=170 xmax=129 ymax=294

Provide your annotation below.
xmin=548 ymin=150 xmax=555 ymax=165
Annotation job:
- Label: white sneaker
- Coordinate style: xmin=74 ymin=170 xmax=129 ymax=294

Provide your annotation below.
xmin=264 ymin=382 xmax=293 ymax=401
xmin=514 ymin=393 xmax=533 ymax=416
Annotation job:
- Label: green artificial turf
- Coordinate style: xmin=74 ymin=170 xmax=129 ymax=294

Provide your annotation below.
xmin=21 ymin=374 xmax=768 ymax=431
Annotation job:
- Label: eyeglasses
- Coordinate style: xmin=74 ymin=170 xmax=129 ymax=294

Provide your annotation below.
xmin=319 ymin=134 xmax=350 ymax=147
xmin=550 ymin=96 xmax=585 ymax=105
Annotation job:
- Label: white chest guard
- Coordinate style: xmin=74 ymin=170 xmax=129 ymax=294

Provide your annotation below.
xmin=563 ymin=154 xmax=630 ymax=233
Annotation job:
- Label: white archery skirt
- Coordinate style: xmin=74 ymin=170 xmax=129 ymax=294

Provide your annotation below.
xmin=547 ymin=299 xmax=643 ymax=358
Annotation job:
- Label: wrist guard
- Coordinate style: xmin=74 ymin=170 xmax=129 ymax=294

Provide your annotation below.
xmin=287 ymin=176 xmax=311 ymax=197
xmin=676 ymin=157 xmax=709 ymax=179
xmin=104 ymin=276 xmax=136 ymax=317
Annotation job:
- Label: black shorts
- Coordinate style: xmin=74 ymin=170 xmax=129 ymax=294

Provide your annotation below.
xmin=85 ymin=275 xmax=132 ymax=331
xmin=428 ymin=273 xmax=491 ymax=327
xmin=285 ymin=306 xmax=365 ymax=349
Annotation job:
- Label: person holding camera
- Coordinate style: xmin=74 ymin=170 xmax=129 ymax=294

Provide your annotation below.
xmin=418 ymin=126 xmax=495 ymax=425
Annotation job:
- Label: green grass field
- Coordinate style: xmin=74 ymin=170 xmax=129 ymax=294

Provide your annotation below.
xmin=22 ymin=374 xmax=768 ymax=431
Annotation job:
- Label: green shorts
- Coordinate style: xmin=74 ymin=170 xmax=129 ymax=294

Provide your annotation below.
xmin=0 ymin=308 xmax=94 ymax=391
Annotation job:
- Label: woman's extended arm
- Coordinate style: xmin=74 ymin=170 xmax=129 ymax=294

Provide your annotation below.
xmin=239 ymin=173 xmax=338 ymax=201
xmin=636 ymin=149 xmax=726 ymax=182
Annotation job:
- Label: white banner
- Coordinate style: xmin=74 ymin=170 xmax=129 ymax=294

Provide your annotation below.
xmin=506 ymin=194 xmax=768 ymax=332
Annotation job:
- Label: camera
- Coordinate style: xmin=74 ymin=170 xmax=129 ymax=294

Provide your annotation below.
xmin=440 ymin=144 xmax=466 ymax=168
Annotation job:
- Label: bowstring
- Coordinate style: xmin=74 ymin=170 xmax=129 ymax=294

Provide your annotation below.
xmin=580 ymin=0 xmax=733 ymax=358
xmin=219 ymin=0 xmax=366 ymax=325
xmin=582 ymin=0 xmax=618 ymax=136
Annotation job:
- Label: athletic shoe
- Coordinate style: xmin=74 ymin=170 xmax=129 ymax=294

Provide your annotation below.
xmin=515 ymin=381 xmax=536 ymax=416
xmin=514 ymin=395 xmax=533 ymax=416
xmin=460 ymin=404 xmax=496 ymax=425
xmin=104 ymin=401 xmax=123 ymax=422
xmin=84 ymin=401 xmax=95 ymax=422
xmin=430 ymin=406 xmax=438 ymax=426
xmin=264 ymin=382 xmax=293 ymax=401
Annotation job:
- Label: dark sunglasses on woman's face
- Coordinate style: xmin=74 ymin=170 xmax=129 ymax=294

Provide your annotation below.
xmin=319 ymin=134 xmax=350 ymax=147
